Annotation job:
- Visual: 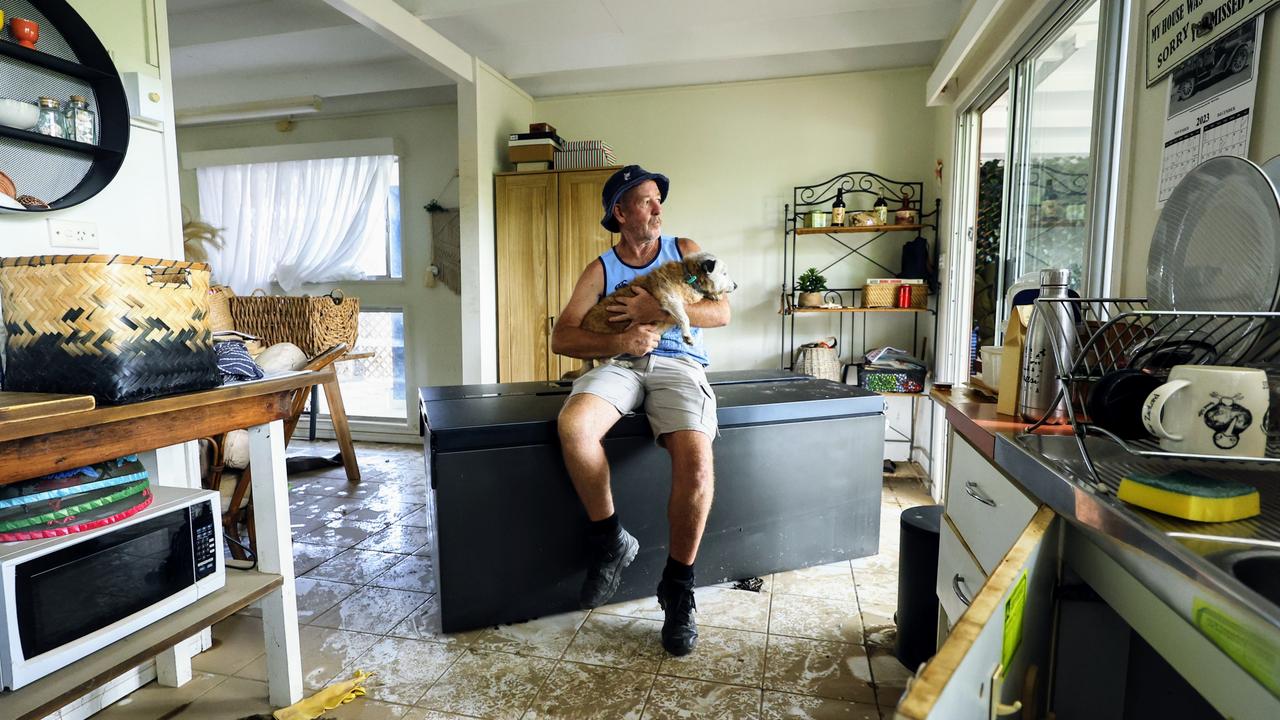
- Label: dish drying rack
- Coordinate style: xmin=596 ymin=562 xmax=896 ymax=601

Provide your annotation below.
xmin=1022 ymin=297 xmax=1280 ymax=482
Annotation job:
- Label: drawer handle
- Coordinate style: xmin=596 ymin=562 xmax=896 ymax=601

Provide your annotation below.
xmin=964 ymin=481 xmax=997 ymax=507
xmin=952 ymin=573 xmax=973 ymax=606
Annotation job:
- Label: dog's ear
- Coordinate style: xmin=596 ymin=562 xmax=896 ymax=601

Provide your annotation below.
xmin=700 ymin=257 xmax=717 ymax=275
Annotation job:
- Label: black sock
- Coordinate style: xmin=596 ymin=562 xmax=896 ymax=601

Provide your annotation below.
xmin=588 ymin=513 xmax=620 ymax=541
xmin=663 ymin=556 xmax=695 ymax=586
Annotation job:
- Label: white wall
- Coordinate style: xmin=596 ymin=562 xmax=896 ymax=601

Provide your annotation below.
xmin=534 ymin=69 xmax=943 ymax=373
xmin=175 ymin=105 xmax=464 ymax=395
xmin=458 ymin=59 xmax=534 ymax=383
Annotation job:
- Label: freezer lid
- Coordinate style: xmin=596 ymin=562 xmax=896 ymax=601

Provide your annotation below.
xmin=418 ymin=368 xmax=806 ymax=403
xmin=421 ymin=375 xmax=885 ymax=453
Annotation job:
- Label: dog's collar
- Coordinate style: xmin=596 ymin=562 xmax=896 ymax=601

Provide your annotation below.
xmin=685 ymin=274 xmax=697 ymax=285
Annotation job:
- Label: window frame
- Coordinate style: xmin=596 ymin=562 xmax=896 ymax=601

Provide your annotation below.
xmin=943 ymin=0 xmax=1128 ymax=381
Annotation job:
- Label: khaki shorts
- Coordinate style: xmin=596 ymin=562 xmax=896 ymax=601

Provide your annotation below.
xmin=570 ymin=355 xmax=718 ymax=441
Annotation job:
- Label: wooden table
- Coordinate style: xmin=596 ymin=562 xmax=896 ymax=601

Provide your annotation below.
xmin=0 ymin=373 xmax=318 ymax=718
xmin=299 ymin=350 xmax=372 ymax=481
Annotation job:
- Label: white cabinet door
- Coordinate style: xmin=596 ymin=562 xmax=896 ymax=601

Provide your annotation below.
xmin=896 ymin=507 xmax=1058 ymax=720
xmin=945 ymin=431 xmax=1038 ymax=574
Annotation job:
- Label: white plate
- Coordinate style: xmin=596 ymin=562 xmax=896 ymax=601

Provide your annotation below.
xmin=1147 ymin=155 xmax=1280 ymax=312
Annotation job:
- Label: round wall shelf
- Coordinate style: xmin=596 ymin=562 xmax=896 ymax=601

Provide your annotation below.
xmin=0 ymin=0 xmax=129 ymax=213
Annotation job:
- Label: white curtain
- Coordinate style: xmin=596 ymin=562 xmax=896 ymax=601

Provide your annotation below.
xmin=196 ymin=155 xmax=392 ymax=294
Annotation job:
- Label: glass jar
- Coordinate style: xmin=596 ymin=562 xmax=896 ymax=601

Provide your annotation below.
xmin=35 ymin=97 xmax=65 ymax=139
xmin=63 ymin=95 xmax=96 ymax=144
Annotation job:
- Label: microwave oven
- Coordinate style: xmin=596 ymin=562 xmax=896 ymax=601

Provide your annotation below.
xmin=0 ymin=486 xmax=224 ymax=691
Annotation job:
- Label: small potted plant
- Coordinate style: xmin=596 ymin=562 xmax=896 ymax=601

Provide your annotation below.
xmin=797 ymin=267 xmax=827 ymax=308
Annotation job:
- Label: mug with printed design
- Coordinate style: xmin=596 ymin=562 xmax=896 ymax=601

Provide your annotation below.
xmin=1141 ymin=365 xmax=1269 ymax=457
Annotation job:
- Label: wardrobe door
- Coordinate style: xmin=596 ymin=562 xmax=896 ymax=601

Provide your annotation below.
xmin=496 ymin=172 xmax=557 ymax=382
xmin=553 ymin=168 xmax=618 ymax=378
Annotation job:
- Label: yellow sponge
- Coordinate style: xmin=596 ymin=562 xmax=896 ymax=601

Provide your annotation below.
xmin=1117 ymin=471 xmax=1260 ymax=522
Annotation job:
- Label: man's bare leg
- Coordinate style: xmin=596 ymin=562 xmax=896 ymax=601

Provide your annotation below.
xmin=558 ymin=393 xmax=624 ymax=520
xmin=558 ymin=393 xmax=639 ymax=609
xmin=664 ymin=430 xmax=715 ymax=563
xmin=657 ymin=429 xmax=714 ymax=656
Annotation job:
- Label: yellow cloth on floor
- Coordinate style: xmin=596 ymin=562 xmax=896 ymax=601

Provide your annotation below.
xmin=273 ymin=670 xmax=373 ymax=720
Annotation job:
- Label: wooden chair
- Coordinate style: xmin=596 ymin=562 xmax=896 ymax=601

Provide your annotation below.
xmin=203 ymin=343 xmax=349 ymax=560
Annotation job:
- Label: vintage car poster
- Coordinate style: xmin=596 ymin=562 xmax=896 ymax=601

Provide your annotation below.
xmin=1157 ymin=15 xmax=1263 ymax=207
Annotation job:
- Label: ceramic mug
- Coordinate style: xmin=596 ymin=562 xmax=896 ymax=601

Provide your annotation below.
xmin=1141 ymin=365 xmax=1269 ymax=457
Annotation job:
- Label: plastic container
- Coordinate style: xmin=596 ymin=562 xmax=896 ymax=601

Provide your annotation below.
xmin=980 ymin=345 xmax=1003 ymax=388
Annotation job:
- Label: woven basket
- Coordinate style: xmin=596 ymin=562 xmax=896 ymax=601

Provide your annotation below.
xmin=794 ymin=337 xmax=841 ymax=382
xmin=0 ymin=255 xmax=220 ymax=404
xmin=228 ymin=289 xmax=359 ymax=357
xmin=207 ymin=285 xmax=236 ymax=332
xmin=862 ymin=283 xmax=928 ymax=309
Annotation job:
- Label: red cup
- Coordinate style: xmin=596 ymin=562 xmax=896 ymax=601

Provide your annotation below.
xmin=897 ymin=284 xmax=913 ymax=308
xmin=9 ymin=18 xmax=39 ymax=49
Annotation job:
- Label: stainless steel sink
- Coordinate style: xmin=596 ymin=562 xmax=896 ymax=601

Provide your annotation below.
xmin=1212 ymin=551 xmax=1280 ymax=608
xmin=1010 ymin=432 xmax=1280 ymax=549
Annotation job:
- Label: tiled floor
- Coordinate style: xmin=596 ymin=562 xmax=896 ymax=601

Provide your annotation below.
xmin=98 ymin=441 xmax=935 ymax=719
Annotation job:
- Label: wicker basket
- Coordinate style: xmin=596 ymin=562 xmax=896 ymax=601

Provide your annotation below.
xmin=794 ymin=337 xmax=841 ymax=382
xmin=207 ymin=285 xmax=236 ymax=332
xmin=228 ymin=289 xmax=359 ymax=357
xmin=862 ymin=283 xmax=928 ymax=309
xmin=0 ymin=255 xmax=219 ymax=404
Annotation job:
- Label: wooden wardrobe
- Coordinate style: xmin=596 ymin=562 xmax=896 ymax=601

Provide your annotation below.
xmin=495 ymin=167 xmax=619 ymax=382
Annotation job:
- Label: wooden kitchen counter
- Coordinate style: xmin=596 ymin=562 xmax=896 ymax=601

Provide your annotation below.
xmin=929 ymin=384 xmax=1071 ymax=460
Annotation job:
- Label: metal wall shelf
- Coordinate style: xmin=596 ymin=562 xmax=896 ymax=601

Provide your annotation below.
xmin=780 ymin=171 xmax=941 ymax=458
xmin=0 ymin=0 xmax=129 ymax=213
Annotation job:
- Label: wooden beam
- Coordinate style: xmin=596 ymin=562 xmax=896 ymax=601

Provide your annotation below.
xmin=321 ymin=0 xmax=473 ymax=84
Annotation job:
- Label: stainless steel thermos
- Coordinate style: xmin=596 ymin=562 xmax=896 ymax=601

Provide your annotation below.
xmin=1018 ymin=269 xmax=1076 ymax=424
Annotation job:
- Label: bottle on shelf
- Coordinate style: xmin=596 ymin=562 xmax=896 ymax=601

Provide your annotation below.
xmin=873 ymin=195 xmax=889 ymax=224
xmin=831 ymin=188 xmax=846 ymax=227
xmin=35 ymin=97 xmax=65 ymax=139
xmin=63 ymin=95 xmax=96 ymax=144
xmin=1040 ymin=178 xmax=1060 ymax=221
xmin=1018 ymin=268 xmax=1076 ymax=424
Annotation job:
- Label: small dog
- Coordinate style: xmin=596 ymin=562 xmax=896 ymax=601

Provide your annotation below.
xmin=579 ymin=251 xmax=737 ymax=351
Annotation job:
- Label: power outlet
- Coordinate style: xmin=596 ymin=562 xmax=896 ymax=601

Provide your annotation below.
xmin=47 ymin=219 xmax=99 ymax=249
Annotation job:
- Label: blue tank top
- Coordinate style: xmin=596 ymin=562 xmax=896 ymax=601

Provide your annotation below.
xmin=598 ymin=236 xmax=710 ymax=366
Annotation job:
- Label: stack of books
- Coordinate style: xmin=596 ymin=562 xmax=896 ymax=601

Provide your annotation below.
xmin=510 ymin=123 xmax=563 ymax=169
xmin=554 ymin=140 xmax=616 ymax=170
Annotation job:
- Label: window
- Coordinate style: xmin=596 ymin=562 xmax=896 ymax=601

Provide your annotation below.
xmin=1009 ymin=4 xmax=1100 ymax=292
xmin=195 ymin=154 xmax=402 ymax=294
xmin=316 ymin=309 xmax=406 ymax=422
xmin=353 ymin=159 xmax=402 ymax=280
xmin=955 ymin=0 xmax=1124 ymax=376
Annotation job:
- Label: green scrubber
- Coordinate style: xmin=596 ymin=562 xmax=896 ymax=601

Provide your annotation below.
xmin=1117 ymin=470 xmax=1260 ymax=522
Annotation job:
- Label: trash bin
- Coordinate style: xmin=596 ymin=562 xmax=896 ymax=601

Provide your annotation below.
xmin=895 ymin=504 xmax=943 ymax=671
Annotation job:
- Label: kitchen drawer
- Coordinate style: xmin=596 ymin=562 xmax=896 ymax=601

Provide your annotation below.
xmin=945 ymin=431 xmax=1037 ymax=574
xmin=896 ymin=507 xmax=1059 ymax=720
xmin=937 ymin=514 xmax=985 ymax=631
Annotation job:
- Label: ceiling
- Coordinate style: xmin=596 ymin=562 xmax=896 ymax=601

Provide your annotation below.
xmin=168 ymin=0 xmax=964 ymax=119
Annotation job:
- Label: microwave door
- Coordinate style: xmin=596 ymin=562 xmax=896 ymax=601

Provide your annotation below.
xmin=10 ymin=510 xmax=197 ymax=685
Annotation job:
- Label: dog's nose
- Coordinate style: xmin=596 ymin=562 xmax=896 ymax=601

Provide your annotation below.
xmin=733 ymin=282 xmax=739 ymax=291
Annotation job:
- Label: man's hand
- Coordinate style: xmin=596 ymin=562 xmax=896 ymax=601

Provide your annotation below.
xmin=607 ymin=286 xmax=668 ymax=327
xmin=617 ymin=323 xmax=662 ymax=356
